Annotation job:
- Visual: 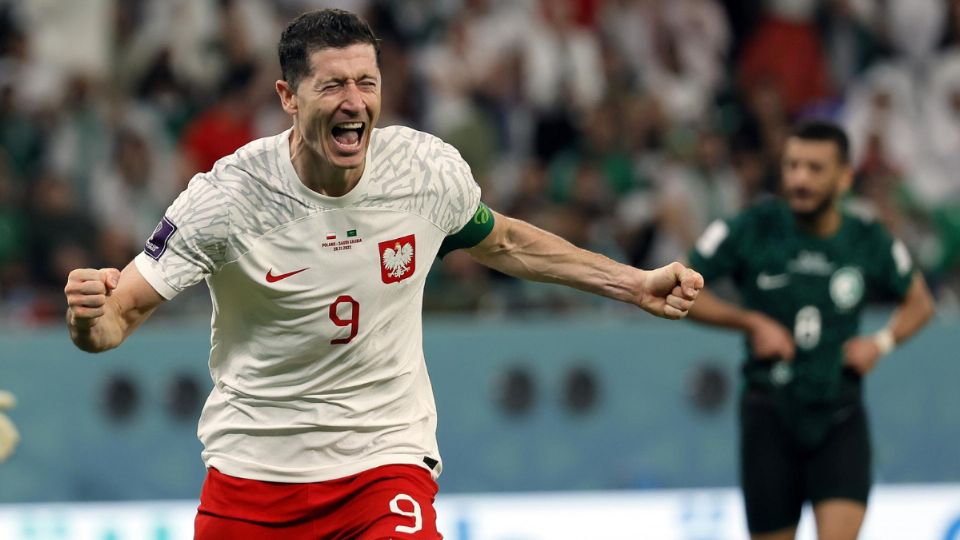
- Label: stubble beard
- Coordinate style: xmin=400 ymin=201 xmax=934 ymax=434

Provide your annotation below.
xmin=790 ymin=190 xmax=837 ymax=226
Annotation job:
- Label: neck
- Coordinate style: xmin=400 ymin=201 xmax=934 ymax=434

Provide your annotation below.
xmin=795 ymin=204 xmax=842 ymax=237
xmin=288 ymin=127 xmax=364 ymax=197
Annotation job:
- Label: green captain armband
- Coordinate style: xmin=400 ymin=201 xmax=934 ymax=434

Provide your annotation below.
xmin=438 ymin=202 xmax=495 ymax=258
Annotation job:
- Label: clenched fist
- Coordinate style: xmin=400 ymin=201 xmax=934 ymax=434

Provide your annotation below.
xmin=639 ymin=262 xmax=705 ymax=319
xmin=64 ymin=268 xmax=121 ymax=329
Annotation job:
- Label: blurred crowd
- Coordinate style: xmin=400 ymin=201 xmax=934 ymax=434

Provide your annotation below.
xmin=1 ymin=0 xmax=960 ymax=324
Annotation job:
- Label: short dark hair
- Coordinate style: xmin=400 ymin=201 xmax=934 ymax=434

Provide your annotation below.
xmin=278 ymin=9 xmax=381 ymax=89
xmin=791 ymin=120 xmax=850 ymax=164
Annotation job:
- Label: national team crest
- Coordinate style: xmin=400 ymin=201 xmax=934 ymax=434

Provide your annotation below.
xmin=830 ymin=266 xmax=865 ymax=310
xmin=378 ymin=234 xmax=416 ymax=284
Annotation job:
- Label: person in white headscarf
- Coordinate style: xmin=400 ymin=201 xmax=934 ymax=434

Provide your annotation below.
xmin=843 ymin=62 xmax=921 ymax=181
xmin=921 ymin=52 xmax=960 ymax=205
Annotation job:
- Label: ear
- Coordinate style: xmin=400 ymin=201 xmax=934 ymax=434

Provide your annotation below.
xmin=837 ymin=163 xmax=854 ymax=194
xmin=276 ymin=79 xmax=298 ymax=116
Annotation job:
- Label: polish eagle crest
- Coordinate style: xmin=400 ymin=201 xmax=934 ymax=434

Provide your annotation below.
xmin=383 ymin=242 xmax=413 ymax=278
xmin=378 ymin=234 xmax=416 ymax=283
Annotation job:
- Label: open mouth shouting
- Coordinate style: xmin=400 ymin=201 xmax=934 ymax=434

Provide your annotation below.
xmin=330 ymin=121 xmax=366 ymax=155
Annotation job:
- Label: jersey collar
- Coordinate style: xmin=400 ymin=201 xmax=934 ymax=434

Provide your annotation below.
xmin=278 ymin=127 xmax=372 ymax=208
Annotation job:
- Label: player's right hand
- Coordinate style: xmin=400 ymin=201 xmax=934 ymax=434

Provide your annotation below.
xmin=746 ymin=312 xmax=795 ymax=361
xmin=64 ymin=268 xmax=121 ymax=329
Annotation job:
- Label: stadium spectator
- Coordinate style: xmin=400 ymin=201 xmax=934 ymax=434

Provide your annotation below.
xmin=0 ymin=0 xmax=955 ymax=321
xmin=180 ymin=63 xmax=258 ymax=178
xmin=737 ymin=0 xmax=833 ymax=115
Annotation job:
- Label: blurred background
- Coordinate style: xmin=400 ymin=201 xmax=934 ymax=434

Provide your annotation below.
xmin=0 ymin=0 xmax=958 ymax=538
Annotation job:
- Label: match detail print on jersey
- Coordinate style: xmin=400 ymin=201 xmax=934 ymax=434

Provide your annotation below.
xmin=379 ymin=234 xmax=416 ymax=284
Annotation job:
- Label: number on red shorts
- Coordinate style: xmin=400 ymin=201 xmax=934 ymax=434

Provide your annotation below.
xmin=389 ymin=493 xmax=422 ymax=534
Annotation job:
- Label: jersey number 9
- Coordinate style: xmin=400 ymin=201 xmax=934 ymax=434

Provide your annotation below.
xmin=329 ymin=295 xmax=360 ymax=345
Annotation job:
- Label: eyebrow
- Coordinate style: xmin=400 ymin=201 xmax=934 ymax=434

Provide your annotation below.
xmin=316 ymin=73 xmax=378 ymax=84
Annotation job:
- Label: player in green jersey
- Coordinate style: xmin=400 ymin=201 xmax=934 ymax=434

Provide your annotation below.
xmin=687 ymin=121 xmax=935 ymax=540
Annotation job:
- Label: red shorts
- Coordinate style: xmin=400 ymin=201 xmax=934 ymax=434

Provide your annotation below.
xmin=194 ymin=464 xmax=441 ymax=540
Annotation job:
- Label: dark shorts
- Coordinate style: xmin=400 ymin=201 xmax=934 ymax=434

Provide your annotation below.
xmin=195 ymin=464 xmax=441 ymax=540
xmin=739 ymin=389 xmax=871 ymax=534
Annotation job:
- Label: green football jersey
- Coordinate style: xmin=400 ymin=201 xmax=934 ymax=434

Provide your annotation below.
xmin=689 ymin=199 xmax=913 ymax=404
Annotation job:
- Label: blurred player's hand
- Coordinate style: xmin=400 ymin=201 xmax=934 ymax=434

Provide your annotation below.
xmin=639 ymin=262 xmax=704 ymax=320
xmin=0 ymin=390 xmax=19 ymax=463
xmin=64 ymin=268 xmax=121 ymax=329
xmin=842 ymin=337 xmax=882 ymax=375
xmin=746 ymin=313 xmax=795 ymax=361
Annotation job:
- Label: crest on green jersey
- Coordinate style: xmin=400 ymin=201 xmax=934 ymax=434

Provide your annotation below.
xmin=830 ymin=266 xmax=865 ymax=310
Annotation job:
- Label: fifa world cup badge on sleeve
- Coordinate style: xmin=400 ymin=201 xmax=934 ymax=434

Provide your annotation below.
xmin=144 ymin=216 xmax=178 ymax=260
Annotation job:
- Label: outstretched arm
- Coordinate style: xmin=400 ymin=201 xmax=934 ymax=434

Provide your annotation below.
xmin=464 ymin=211 xmax=703 ymax=319
xmin=64 ymin=261 xmax=165 ymax=353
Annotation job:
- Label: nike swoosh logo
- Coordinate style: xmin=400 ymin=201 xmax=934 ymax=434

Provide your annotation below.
xmin=757 ymin=272 xmax=790 ymax=290
xmin=265 ymin=267 xmax=308 ymax=283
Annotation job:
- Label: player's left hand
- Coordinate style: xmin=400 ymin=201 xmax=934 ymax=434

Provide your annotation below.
xmin=842 ymin=336 xmax=882 ymax=375
xmin=0 ymin=391 xmax=20 ymax=463
xmin=638 ymin=262 xmax=704 ymax=320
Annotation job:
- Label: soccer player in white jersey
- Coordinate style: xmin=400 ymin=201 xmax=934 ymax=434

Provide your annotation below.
xmin=64 ymin=9 xmax=704 ymax=539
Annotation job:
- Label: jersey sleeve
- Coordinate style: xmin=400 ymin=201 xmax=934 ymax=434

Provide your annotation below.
xmin=688 ymin=215 xmax=745 ymax=281
xmin=133 ymin=173 xmax=230 ymax=299
xmin=869 ymin=226 xmax=914 ymax=300
xmin=435 ymin=140 xmax=482 ymax=235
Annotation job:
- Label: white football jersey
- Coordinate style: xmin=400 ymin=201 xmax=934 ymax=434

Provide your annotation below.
xmin=134 ymin=125 xmax=480 ymax=482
